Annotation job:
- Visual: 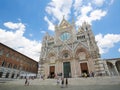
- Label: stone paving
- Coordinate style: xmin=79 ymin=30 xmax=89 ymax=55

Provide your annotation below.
xmin=0 ymin=76 xmax=120 ymax=90
xmin=0 ymin=84 xmax=120 ymax=90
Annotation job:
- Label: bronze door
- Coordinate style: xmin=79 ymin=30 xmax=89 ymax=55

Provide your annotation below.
xmin=80 ymin=63 xmax=89 ymax=74
xmin=49 ymin=66 xmax=55 ymax=78
xmin=63 ymin=62 xmax=71 ymax=78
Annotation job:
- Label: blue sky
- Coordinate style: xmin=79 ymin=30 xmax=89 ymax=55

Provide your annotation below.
xmin=0 ymin=0 xmax=120 ymax=62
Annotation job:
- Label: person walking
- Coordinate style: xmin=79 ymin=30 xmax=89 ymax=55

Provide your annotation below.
xmin=56 ymin=77 xmax=60 ymax=85
xmin=61 ymin=78 xmax=64 ymax=88
xmin=25 ymin=78 xmax=28 ymax=86
xmin=65 ymin=78 xmax=68 ymax=87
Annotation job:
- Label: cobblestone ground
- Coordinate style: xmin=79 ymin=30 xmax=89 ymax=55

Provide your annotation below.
xmin=0 ymin=77 xmax=120 ymax=90
xmin=0 ymin=84 xmax=120 ymax=90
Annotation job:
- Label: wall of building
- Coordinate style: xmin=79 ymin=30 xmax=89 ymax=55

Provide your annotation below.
xmin=38 ymin=17 xmax=117 ymax=78
xmin=102 ymin=58 xmax=120 ymax=76
xmin=0 ymin=43 xmax=38 ymax=79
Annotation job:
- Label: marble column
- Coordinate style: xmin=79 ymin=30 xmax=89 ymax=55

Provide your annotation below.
xmin=113 ymin=63 xmax=119 ymax=76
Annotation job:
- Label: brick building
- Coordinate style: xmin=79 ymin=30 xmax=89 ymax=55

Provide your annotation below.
xmin=0 ymin=43 xmax=38 ymax=79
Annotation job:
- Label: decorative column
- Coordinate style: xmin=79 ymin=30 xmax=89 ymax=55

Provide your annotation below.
xmin=104 ymin=62 xmax=111 ymax=76
xmin=113 ymin=63 xmax=119 ymax=76
xmin=74 ymin=59 xmax=77 ymax=77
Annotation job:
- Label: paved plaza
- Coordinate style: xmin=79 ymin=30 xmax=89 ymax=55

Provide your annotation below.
xmin=0 ymin=84 xmax=120 ymax=90
xmin=0 ymin=76 xmax=120 ymax=90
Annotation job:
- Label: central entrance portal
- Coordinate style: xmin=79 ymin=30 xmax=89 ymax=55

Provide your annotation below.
xmin=63 ymin=62 xmax=71 ymax=78
xmin=80 ymin=62 xmax=89 ymax=75
xmin=49 ymin=66 xmax=55 ymax=78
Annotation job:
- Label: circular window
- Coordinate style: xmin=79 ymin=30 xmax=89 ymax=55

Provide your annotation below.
xmin=60 ymin=32 xmax=71 ymax=41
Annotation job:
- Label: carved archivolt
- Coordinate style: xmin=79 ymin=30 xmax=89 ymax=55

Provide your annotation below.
xmin=60 ymin=50 xmax=72 ymax=59
xmin=47 ymin=52 xmax=56 ymax=64
xmin=75 ymin=46 xmax=90 ymax=59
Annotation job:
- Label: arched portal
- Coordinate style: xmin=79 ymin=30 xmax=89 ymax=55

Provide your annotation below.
xmin=48 ymin=52 xmax=56 ymax=78
xmin=63 ymin=62 xmax=71 ymax=78
xmin=80 ymin=62 xmax=89 ymax=75
xmin=0 ymin=72 xmax=3 ymax=78
xmin=5 ymin=73 xmax=9 ymax=78
xmin=116 ymin=61 xmax=120 ymax=75
xmin=11 ymin=73 xmax=15 ymax=78
xmin=107 ymin=62 xmax=117 ymax=76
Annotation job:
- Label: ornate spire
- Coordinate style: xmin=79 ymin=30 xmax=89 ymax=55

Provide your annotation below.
xmin=63 ymin=15 xmax=65 ymax=19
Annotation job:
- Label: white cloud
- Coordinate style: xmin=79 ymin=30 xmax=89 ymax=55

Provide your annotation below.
xmin=44 ymin=16 xmax=55 ymax=31
xmin=76 ymin=9 xmax=107 ymax=26
xmin=118 ymin=48 xmax=120 ymax=52
xmin=73 ymin=0 xmax=83 ymax=15
xmin=45 ymin=0 xmax=112 ymax=30
xmin=81 ymin=4 xmax=93 ymax=15
xmin=45 ymin=0 xmax=73 ymax=28
xmin=40 ymin=30 xmax=46 ymax=33
xmin=90 ymin=10 xmax=107 ymax=21
xmin=0 ymin=22 xmax=41 ymax=62
xmin=4 ymin=22 xmax=25 ymax=30
xmin=109 ymin=0 xmax=114 ymax=5
xmin=29 ymin=34 xmax=33 ymax=37
xmin=92 ymin=0 xmax=105 ymax=7
xmin=95 ymin=33 xmax=120 ymax=54
xmin=45 ymin=0 xmax=73 ymax=30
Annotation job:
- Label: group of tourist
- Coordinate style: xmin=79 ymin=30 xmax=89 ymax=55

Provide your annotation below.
xmin=57 ymin=77 xmax=68 ymax=88
xmin=81 ymin=71 xmax=95 ymax=78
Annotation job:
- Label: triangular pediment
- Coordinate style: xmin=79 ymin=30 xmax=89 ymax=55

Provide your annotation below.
xmin=78 ymin=27 xmax=85 ymax=33
xmin=59 ymin=18 xmax=70 ymax=28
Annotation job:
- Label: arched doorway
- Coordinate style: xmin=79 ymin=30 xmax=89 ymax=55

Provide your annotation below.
xmin=80 ymin=62 xmax=89 ymax=76
xmin=0 ymin=72 xmax=3 ymax=78
xmin=116 ymin=61 xmax=120 ymax=75
xmin=5 ymin=73 xmax=9 ymax=78
xmin=107 ymin=62 xmax=117 ymax=76
xmin=49 ymin=66 xmax=55 ymax=78
xmin=63 ymin=62 xmax=71 ymax=78
xmin=11 ymin=73 xmax=15 ymax=78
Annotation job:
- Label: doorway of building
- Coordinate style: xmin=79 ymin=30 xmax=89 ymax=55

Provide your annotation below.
xmin=11 ymin=73 xmax=15 ymax=78
xmin=49 ymin=66 xmax=55 ymax=78
xmin=0 ymin=72 xmax=3 ymax=78
xmin=80 ymin=62 xmax=89 ymax=76
xmin=5 ymin=73 xmax=9 ymax=78
xmin=63 ymin=62 xmax=71 ymax=78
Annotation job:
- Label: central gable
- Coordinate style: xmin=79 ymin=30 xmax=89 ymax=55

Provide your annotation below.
xmin=59 ymin=17 xmax=70 ymax=29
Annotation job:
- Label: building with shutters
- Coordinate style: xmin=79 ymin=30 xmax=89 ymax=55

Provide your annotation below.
xmin=0 ymin=43 xmax=38 ymax=79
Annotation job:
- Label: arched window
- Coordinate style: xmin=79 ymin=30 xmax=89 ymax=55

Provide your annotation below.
xmin=2 ymin=61 xmax=6 ymax=67
xmin=0 ymin=49 xmax=4 ymax=55
xmin=8 ymin=63 xmax=12 ymax=68
xmin=64 ymin=53 xmax=69 ymax=58
xmin=13 ymin=65 xmax=17 ymax=69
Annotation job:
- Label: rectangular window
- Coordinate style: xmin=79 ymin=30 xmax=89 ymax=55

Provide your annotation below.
xmin=77 ymin=35 xmax=85 ymax=40
xmin=0 ymin=49 xmax=3 ymax=55
xmin=48 ymin=42 xmax=54 ymax=46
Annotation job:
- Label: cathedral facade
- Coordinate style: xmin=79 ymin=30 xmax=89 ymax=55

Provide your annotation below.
xmin=38 ymin=17 xmax=105 ymax=78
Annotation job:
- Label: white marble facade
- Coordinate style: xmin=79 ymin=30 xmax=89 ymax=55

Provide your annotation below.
xmin=37 ymin=17 xmax=106 ymax=78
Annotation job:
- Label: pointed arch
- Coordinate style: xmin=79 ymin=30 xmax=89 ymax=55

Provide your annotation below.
xmin=75 ymin=44 xmax=90 ymax=59
xmin=74 ymin=41 xmax=88 ymax=51
xmin=60 ymin=49 xmax=72 ymax=59
xmin=115 ymin=60 xmax=120 ymax=74
xmin=47 ymin=48 xmax=56 ymax=58
xmin=107 ymin=61 xmax=117 ymax=76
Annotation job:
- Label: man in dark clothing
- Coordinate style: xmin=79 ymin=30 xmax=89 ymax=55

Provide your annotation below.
xmin=65 ymin=78 xmax=68 ymax=87
xmin=61 ymin=78 xmax=64 ymax=88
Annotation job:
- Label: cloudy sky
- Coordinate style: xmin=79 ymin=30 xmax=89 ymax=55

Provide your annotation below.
xmin=0 ymin=0 xmax=120 ymax=62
